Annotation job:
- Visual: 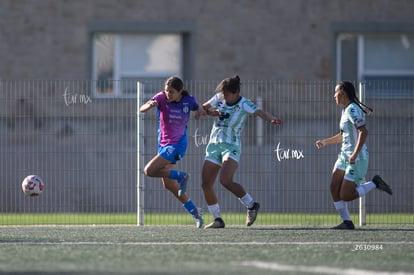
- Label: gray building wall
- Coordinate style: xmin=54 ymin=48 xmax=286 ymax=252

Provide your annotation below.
xmin=1 ymin=0 xmax=414 ymax=81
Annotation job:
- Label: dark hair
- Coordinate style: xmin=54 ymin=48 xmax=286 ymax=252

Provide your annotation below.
xmin=216 ymin=75 xmax=241 ymax=94
xmin=337 ymin=81 xmax=373 ymax=114
xmin=165 ymin=76 xmax=189 ymax=96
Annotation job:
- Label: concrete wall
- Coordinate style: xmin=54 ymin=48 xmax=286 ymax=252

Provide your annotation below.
xmin=1 ymin=0 xmax=414 ymax=81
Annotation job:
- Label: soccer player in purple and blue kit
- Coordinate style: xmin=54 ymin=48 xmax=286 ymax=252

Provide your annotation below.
xmin=140 ymin=76 xmax=206 ymax=228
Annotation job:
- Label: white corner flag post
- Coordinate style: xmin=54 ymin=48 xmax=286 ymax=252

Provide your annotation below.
xmin=137 ymin=81 xmax=145 ymax=226
xmin=358 ymin=81 xmax=366 ymax=226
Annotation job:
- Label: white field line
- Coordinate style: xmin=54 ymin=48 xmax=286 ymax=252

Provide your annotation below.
xmin=239 ymin=261 xmax=414 ymax=275
xmin=1 ymin=241 xmax=414 ymax=245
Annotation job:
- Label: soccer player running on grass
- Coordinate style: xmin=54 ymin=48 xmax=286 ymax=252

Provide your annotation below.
xmin=201 ymin=75 xmax=282 ymax=229
xmin=139 ymin=76 xmax=206 ymax=228
xmin=315 ymin=81 xmax=392 ymax=230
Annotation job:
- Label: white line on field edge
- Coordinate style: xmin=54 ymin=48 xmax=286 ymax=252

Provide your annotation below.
xmin=239 ymin=261 xmax=414 ymax=275
xmin=1 ymin=241 xmax=414 ymax=245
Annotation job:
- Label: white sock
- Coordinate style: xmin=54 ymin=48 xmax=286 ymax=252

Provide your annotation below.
xmin=207 ymin=203 xmax=221 ymax=219
xmin=239 ymin=193 xmax=254 ymax=209
xmin=356 ymin=181 xmax=376 ymax=197
xmin=334 ymin=200 xmax=351 ymax=221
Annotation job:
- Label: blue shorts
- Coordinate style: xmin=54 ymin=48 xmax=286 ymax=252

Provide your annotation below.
xmin=158 ymin=143 xmax=186 ymax=164
xmin=334 ymin=152 xmax=368 ymax=186
xmin=205 ymin=142 xmax=241 ymax=166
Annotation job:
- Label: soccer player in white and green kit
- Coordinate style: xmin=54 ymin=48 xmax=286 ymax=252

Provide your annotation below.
xmin=316 ymin=81 xmax=392 ymax=230
xmin=201 ymin=75 xmax=283 ymax=229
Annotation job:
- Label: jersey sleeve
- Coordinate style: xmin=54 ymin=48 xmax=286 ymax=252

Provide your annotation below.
xmin=347 ymin=104 xmax=365 ymax=128
xmin=152 ymin=91 xmax=165 ymax=106
xmin=241 ymin=98 xmax=260 ymax=114
xmin=206 ymin=92 xmax=222 ymax=107
xmin=189 ymin=96 xmax=200 ymax=111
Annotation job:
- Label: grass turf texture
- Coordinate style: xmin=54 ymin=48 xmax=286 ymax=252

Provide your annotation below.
xmin=0 ymin=213 xmax=412 ymax=225
xmin=0 ymin=225 xmax=413 ymax=274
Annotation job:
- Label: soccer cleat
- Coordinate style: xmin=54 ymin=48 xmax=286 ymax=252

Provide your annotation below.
xmin=177 ymin=173 xmax=189 ymax=198
xmin=372 ymin=175 xmax=392 ymax=195
xmin=204 ymin=217 xmax=225 ymax=229
xmin=192 ymin=208 xmax=204 ymax=229
xmin=246 ymin=202 xmax=260 ymax=226
xmin=332 ymin=220 xmax=355 ymax=230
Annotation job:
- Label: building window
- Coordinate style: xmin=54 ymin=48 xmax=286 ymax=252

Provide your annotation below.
xmin=335 ymin=24 xmax=414 ymax=98
xmin=92 ymin=33 xmax=183 ymax=98
xmin=89 ymin=21 xmax=194 ymax=98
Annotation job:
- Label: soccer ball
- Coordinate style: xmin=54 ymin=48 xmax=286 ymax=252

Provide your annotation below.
xmin=21 ymin=175 xmax=45 ymax=196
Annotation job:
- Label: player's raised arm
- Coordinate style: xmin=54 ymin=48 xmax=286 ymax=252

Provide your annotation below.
xmin=139 ymin=99 xmax=157 ymax=113
xmin=254 ymin=109 xmax=282 ymax=125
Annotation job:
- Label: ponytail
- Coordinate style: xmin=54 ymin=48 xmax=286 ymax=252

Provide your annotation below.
xmin=338 ymin=81 xmax=373 ymax=114
xmin=354 ymin=97 xmax=373 ymax=115
xmin=182 ymin=89 xmax=189 ymax=97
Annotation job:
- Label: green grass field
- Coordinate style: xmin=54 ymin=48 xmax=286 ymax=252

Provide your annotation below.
xmin=1 ymin=213 xmax=413 ymax=274
xmin=0 ymin=213 xmax=412 ymax=226
xmin=0 ymin=225 xmax=413 ymax=274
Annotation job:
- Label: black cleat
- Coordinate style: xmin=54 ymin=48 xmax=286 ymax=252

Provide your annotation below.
xmin=246 ymin=202 xmax=260 ymax=226
xmin=205 ymin=217 xmax=225 ymax=229
xmin=372 ymin=175 xmax=392 ymax=195
xmin=332 ymin=220 xmax=355 ymax=230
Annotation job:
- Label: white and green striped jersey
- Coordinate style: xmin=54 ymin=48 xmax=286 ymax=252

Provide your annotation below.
xmin=340 ymin=102 xmax=368 ymax=159
xmin=207 ymin=92 xmax=259 ymax=146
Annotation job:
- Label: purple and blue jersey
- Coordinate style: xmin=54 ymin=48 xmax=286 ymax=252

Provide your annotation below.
xmin=152 ymin=91 xmax=199 ymax=147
